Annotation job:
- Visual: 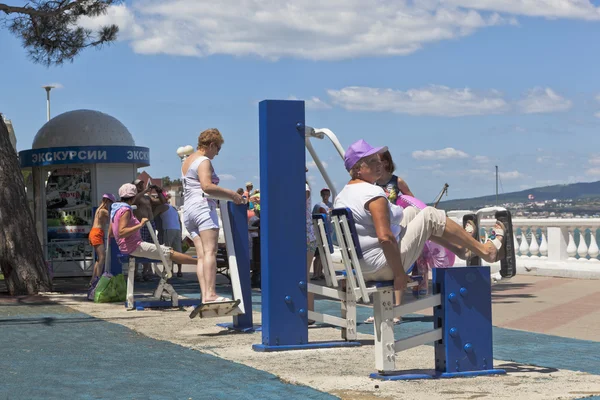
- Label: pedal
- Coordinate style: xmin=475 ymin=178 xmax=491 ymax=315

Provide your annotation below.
xmin=189 ymin=299 xmax=241 ymax=319
xmin=463 ymin=213 xmax=480 ymax=266
xmin=495 ymin=209 xmax=517 ymax=278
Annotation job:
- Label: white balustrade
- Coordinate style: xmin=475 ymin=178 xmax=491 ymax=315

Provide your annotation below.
xmin=529 ymin=227 xmax=540 ymax=257
xmin=519 ymin=229 xmax=530 ymax=257
xmin=539 ymin=228 xmax=548 ymax=258
xmin=477 ymin=218 xmax=600 ymax=263
xmin=577 ymin=227 xmax=589 ymax=260
xmin=567 ymin=229 xmax=578 ymax=260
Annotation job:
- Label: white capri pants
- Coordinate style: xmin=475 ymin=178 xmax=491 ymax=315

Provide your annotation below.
xmin=363 ymin=206 xmax=446 ymax=281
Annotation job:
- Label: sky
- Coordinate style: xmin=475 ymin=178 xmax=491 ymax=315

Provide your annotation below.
xmin=1 ymin=0 xmax=600 ymax=204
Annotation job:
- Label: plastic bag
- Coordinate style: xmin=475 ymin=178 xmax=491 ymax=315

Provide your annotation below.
xmin=94 ymin=272 xmax=126 ymax=303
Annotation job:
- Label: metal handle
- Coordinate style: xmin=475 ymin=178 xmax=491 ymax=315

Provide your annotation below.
xmin=202 ymin=193 xmax=232 ymax=202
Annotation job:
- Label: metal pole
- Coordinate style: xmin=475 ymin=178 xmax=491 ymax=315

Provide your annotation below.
xmin=46 ymin=90 xmax=50 ymax=121
xmin=495 ymin=165 xmax=498 ymax=205
xmin=42 ymin=86 xmax=55 ymax=121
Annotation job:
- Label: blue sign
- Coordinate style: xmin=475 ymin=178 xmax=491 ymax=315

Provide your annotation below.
xmin=19 ymin=146 xmax=150 ymax=168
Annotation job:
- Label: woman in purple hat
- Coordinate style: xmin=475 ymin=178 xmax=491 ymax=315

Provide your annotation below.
xmin=334 ymin=140 xmax=507 ymax=295
xmin=88 ymin=193 xmax=116 ymax=286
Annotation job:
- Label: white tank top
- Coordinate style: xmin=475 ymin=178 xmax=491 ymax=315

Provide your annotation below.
xmin=182 ymin=156 xmax=220 ymax=213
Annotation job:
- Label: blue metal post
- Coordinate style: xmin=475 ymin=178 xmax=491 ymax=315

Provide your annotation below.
xmin=253 ymin=100 xmax=308 ymax=350
xmin=433 ymin=266 xmax=505 ymax=378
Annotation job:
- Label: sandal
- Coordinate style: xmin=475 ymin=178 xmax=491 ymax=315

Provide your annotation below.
xmin=203 ymin=296 xmax=234 ymax=304
xmin=463 ymin=220 xmax=478 ymax=261
xmin=486 ymin=220 xmax=506 ymax=263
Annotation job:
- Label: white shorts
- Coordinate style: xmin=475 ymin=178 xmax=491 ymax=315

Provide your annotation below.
xmin=130 ymin=242 xmax=172 ymax=261
xmin=184 ymin=204 xmax=219 ymax=238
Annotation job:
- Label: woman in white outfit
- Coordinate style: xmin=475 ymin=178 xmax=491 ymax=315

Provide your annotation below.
xmin=334 ymin=139 xmax=506 ymax=296
xmin=182 ymin=128 xmax=244 ymax=303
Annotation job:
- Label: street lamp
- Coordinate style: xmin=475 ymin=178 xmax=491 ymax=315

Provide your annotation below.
xmin=176 ymin=145 xmax=194 ymax=162
xmin=42 ymin=85 xmax=55 ymax=121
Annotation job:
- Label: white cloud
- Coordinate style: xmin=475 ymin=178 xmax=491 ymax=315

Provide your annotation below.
xmin=412 ymin=147 xmax=469 ymax=160
xmin=536 ymin=156 xmax=549 ymax=163
xmin=307 ymin=160 xmax=329 ymax=169
xmin=594 ymin=111 xmax=600 ymax=118
xmin=80 ymin=4 xmax=144 ymax=40
xmin=327 ymin=85 xmax=509 ymax=117
xmin=78 ymin=1 xmax=520 ymax=60
xmin=463 ymin=169 xmax=489 ymax=177
xmin=474 ymin=155 xmax=490 ymax=163
xmin=415 ymin=164 xmax=443 ymax=170
xmin=78 ymin=2 xmax=600 ymax=61
xmin=586 ymin=168 xmax=600 ymax=176
xmin=589 ymin=156 xmax=600 ymax=165
xmin=499 ymin=170 xmax=525 ymax=180
xmin=219 ymin=173 xmax=236 ymax=181
xmin=517 ymin=87 xmax=572 ymax=114
xmin=288 ymin=96 xmax=331 ymax=110
xmin=446 ymin=0 xmax=600 ymax=20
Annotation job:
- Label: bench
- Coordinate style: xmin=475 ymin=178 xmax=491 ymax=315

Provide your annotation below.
xmin=308 ymin=210 xmax=422 ymax=341
xmin=330 ymin=208 xmax=504 ymax=380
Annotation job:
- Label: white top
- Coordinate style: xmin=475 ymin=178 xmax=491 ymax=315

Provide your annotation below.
xmin=334 ymin=182 xmax=404 ymax=274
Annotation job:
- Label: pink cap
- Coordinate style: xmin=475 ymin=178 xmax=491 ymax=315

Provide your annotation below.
xmin=118 ymin=183 xmax=137 ymax=199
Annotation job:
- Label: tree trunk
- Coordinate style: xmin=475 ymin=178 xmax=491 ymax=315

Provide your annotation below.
xmin=0 ymin=115 xmax=52 ymax=295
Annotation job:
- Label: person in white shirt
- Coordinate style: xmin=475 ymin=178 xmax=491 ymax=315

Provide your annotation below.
xmin=334 ymin=140 xmax=506 ymax=302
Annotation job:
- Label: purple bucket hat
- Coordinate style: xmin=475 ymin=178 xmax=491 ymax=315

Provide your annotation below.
xmin=344 ymin=139 xmax=388 ymax=171
xmin=102 ymin=193 xmax=116 ymax=202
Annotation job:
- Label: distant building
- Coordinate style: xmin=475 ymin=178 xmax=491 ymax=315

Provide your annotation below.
xmin=136 ymin=170 xmax=163 ymax=188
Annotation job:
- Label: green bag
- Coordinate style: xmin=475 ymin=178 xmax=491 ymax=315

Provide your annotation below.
xmin=94 ymin=273 xmax=127 ymax=303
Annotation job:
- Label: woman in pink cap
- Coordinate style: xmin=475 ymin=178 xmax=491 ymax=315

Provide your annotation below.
xmin=334 ymin=140 xmax=507 ymax=296
xmin=110 ymin=183 xmax=199 ymax=268
xmin=88 ymin=193 xmax=116 ymax=286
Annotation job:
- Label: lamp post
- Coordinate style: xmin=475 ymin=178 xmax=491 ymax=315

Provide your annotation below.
xmin=176 ymin=145 xmax=194 ymax=163
xmin=42 ymin=85 xmax=55 ymax=121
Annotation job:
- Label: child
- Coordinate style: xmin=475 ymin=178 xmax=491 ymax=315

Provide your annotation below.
xmin=88 ymin=193 xmax=115 ymax=286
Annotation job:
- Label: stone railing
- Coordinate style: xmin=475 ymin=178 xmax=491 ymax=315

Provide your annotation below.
xmin=478 ymin=218 xmax=600 ymax=262
xmin=447 ymin=212 xmax=600 ymax=278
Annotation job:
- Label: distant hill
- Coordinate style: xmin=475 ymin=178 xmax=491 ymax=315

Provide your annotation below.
xmin=435 ymin=180 xmax=600 ymax=211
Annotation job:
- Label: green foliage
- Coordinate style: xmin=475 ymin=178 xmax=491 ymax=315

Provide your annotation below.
xmin=1 ymin=0 xmax=122 ymax=66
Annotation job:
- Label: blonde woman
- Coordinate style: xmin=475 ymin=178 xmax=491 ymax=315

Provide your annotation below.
xmin=181 ymin=128 xmax=245 ymax=304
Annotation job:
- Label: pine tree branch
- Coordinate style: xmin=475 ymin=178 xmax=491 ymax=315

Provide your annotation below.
xmin=0 ymin=1 xmax=83 ymax=17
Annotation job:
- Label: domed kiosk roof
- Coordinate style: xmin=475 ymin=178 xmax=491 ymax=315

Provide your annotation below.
xmin=32 ymin=109 xmax=135 ymax=149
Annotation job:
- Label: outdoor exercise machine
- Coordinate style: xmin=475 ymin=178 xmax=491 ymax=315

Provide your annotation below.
xmin=463 ymin=207 xmax=517 ymax=278
xmin=106 ymin=200 xmax=256 ymax=332
xmin=251 ymin=99 xmax=509 ymax=380
xmin=188 ymin=194 xmax=257 ymax=333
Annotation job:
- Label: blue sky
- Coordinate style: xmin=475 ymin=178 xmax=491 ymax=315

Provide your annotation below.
xmin=2 ymin=0 xmax=600 ymax=203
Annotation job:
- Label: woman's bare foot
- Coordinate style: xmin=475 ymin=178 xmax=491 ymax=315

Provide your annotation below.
xmin=482 ymin=221 xmax=505 ymax=263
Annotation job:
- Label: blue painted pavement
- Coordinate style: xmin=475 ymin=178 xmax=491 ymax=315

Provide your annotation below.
xmin=0 ymin=300 xmax=335 ymax=400
xmin=176 ymin=280 xmax=600 ymax=376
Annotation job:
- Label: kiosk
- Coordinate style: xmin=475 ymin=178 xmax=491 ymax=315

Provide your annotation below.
xmin=19 ymin=109 xmax=150 ymax=277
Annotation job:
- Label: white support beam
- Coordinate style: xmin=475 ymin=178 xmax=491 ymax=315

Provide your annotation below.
xmin=394 ymin=329 xmax=443 ymax=353
xmin=307 ymin=311 xmax=347 ymax=328
xmin=307 ymin=283 xmax=346 ymax=301
xmin=392 ymin=294 xmax=441 ymax=319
